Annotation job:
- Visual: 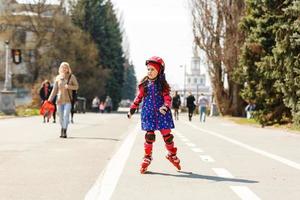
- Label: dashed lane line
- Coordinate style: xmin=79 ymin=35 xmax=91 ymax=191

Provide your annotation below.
xmin=177 ymin=123 xmax=261 ymax=200
xmin=191 ymin=147 xmax=204 ymax=153
xmin=212 ymin=168 xmax=234 ymax=178
xmin=186 ymin=142 xmax=196 ymax=147
xmin=185 ymin=122 xmax=300 ymax=170
xmin=199 ymin=155 xmax=215 ymax=163
xmin=230 ymin=186 xmax=261 ymax=200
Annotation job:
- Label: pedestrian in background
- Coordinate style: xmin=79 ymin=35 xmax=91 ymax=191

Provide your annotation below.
xmin=186 ymin=92 xmax=196 ymax=121
xmin=172 ymin=91 xmax=181 ymax=120
xmin=92 ymin=96 xmax=100 ymax=113
xmin=127 ymin=56 xmax=181 ymax=174
xmin=46 ymin=62 xmax=79 ymax=138
xmin=99 ymin=101 xmax=105 ymax=113
xmin=245 ymin=102 xmax=256 ymax=119
xmin=105 ymin=96 xmax=112 ymax=113
xmin=198 ymin=93 xmax=209 ymax=123
xmin=39 ymin=80 xmax=56 ymax=123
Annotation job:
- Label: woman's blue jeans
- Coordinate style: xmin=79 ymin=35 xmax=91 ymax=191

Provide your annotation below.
xmin=57 ymin=103 xmax=72 ymax=129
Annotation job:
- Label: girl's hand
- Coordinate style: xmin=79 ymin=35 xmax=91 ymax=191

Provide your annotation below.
xmin=127 ymin=108 xmax=136 ymax=119
xmin=64 ymin=84 xmax=69 ymax=89
xmin=44 ymin=100 xmax=51 ymax=105
xmin=159 ymin=105 xmax=168 ymax=115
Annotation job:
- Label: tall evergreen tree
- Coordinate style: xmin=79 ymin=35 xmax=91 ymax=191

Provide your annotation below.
xmin=122 ymin=61 xmax=137 ymax=100
xmin=272 ymin=1 xmax=300 ymax=126
xmin=47 ymin=16 xmax=108 ymax=104
xmin=238 ymin=0 xmax=291 ymax=125
xmin=71 ymin=0 xmax=125 ymax=110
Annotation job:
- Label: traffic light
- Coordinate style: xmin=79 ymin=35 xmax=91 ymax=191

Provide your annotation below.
xmin=11 ymin=49 xmax=22 ymax=64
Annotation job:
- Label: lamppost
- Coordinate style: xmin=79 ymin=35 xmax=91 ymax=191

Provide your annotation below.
xmin=180 ymin=64 xmax=187 ymax=106
xmin=196 ymin=83 xmax=199 ymax=102
xmin=4 ymin=40 xmax=12 ymax=91
xmin=1 ymin=40 xmax=16 ymax=114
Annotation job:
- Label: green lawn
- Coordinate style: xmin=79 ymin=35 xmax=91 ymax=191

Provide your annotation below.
xmin=224 ymin=116 xmax=299 ymax=134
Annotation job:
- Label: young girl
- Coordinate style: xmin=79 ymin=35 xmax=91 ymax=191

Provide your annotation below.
xmin=99 ymin=101 xmax=105 ymax=113
xmin=39 ymin=80 xmax=56 ymax=123
xmin=128 ymin=56 xmax=181 ymax=174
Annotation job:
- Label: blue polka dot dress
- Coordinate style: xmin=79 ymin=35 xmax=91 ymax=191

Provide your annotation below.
xmin=140 ymin=81 xmax=175 ymax=131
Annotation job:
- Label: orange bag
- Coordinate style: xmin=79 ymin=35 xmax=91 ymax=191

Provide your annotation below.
xmin=40 ymin=101 xmax=55 ymax=116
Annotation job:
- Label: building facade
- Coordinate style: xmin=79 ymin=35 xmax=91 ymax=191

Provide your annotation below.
xmin=0 ymin=0 xmax=64 ymax=83
xmin=182 ymin=54 xmax=211 ymax=104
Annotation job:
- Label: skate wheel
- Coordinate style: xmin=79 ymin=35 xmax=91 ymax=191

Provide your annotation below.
xmin=140 ymin=167 xmax=147 ymax=174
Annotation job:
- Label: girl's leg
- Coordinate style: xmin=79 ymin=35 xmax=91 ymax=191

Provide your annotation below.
xmin=144 ymin=131 xmax=155 ymax=156
xmin=160 ymin=129 xmax=181 ymax=170
xmin=140 ymin=131 xmax=155 ymax=173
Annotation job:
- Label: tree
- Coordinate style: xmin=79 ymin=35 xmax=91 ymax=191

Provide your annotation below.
xmin=71 ymin=0 xmax=125 ymax=110
xmin=272 ymin=1 xmax=300 ymax=126
xmin=1 ymin=0 xmax=109 ymax=106
xmin=2 ymin=0 xmax=66 ymax=84
xmin=190 ymin=0 xmax=245 ymax=116
xmin=45 ymin=16 xmax=108 ymax=103
xmin=238 ymin=0 xmax=291 ymax=125
xmin=122 ymin=60 xmax=137 ymax=100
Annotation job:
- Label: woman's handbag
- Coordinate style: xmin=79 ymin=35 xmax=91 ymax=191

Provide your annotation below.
xmin=40 ymin=100 xmax=55 ymax=116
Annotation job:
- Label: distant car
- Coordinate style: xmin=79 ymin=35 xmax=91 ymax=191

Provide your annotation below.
xmin=75 ymin=97 xmax=86 ymax=113
xmin=119 ymin=99 xmax=132 ymax=107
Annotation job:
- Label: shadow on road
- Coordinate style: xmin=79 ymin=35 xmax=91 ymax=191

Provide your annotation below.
xmin=67 ymin=137 xmax=120 ymax=141
xmin=146 ymin=171 xmax=258 ymax=184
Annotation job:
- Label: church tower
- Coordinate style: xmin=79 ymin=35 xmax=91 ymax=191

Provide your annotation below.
xmin=190 ymin=44 xmax=201 ymax=76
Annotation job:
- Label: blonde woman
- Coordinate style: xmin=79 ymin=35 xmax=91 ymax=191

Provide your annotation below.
xmin=47 ymin=62 xmax=79 ymax=138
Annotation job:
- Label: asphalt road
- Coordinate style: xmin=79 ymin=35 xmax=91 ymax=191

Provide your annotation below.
xmin=0 ymin=113 xmax=300 ymax=200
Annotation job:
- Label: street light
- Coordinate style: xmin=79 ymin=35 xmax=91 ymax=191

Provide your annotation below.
xmin=4 ymin=40 xmax=12 ymax=91
xmin=180 ymin=64 xmax=187 ymax=106
xmin=0 ymin=40 xmax=15 ymax=114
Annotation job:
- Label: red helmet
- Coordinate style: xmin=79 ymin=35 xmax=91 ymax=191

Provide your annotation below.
xmin=145 ymin=56 xmax=165 ymax=72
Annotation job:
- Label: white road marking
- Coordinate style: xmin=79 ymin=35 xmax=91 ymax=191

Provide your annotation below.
xmin=186 ymin=122 xmax=300 ymax=170
xmin=199 ymin=155 xmax=215 ymax=162
xmin=85 ymin=125 xmax=139 ymax=200
xmin=175 ymin=132 xmax=183 ymax=137
xmin=181 ymin=138 xmax=189 ymax=142
xmin=186 ymin=142 xmax=196 ymax=147
xmin=230 ymin=186 xmax=261 ymax=200
xmin=191 ymin=147 xmax=203 ymax=153
xmin=177 ymin=135 xmax=185 ymax=138
xmin=212 ymin=168 xmax=234 ymax=178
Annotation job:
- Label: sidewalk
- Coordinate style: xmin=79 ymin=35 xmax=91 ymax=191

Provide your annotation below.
xmin=0 ymin=114 xmax=16 ymax=119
